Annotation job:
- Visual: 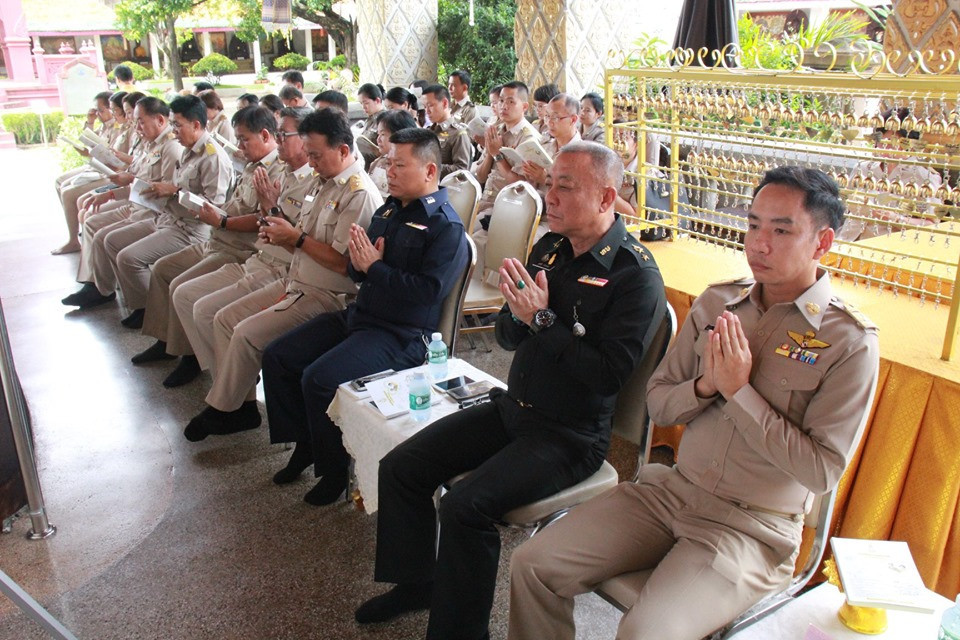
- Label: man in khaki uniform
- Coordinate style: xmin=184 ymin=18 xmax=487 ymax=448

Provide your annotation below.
xmin=133 ymin=105 xmax=284 ymax=388
xmin=448 ymin=70 xmax=477 ymax=125
xmin=182 ymin=109 xmax=383 ymax=440
xmin=423 ymin=85 xmax=473 ymax=180
xmin=62 ymin=97 xmax=183 ymax=309
xmin=108 ymin=94 xmax=233 ymax=329
xmin=172 ymin=106 xmax=317 ymax=382
xmin=507 ymin=167 xmax=880 ymax=640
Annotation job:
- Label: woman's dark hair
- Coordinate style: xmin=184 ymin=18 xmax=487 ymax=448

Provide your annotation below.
xmin=238 ymin=93 xmax=259 ymax=106
xmin=385 ymin=86 xmax=416 ymax=111
xmin=581 ymin=92 xmax=604 ymax=114
xmin=197 ymin=89 xmax=224 ymax=112
xmin=376 ymin=109 xmax=418 ymax=135
xmin=260 ymin=94 xmax=284 ymax=114
xmin=533 ymin=83 xmax=559 ymax=104
xmin=358 ymin=83 xmax=383 ymax=101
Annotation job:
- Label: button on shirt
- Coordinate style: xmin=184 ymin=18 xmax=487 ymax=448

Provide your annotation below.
xmin=495 ymin=216 xmax=666 ymax=446
xmin=647 ymin=273 xmax=880 ymax=515
xmin=347 ymin=188 xmax=469 ymax=340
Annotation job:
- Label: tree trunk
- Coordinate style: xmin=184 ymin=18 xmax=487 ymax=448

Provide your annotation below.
xmin=165 ymin=14 xmax=183 ymax=92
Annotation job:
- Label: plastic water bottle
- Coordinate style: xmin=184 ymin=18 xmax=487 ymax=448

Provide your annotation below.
xmin=427 ymin=332 xmax=448 ymax=380
xmin=940 ymin=595 xmax=960 ymax=640
xmin=408 ymin=372 xmax=431 ymax=422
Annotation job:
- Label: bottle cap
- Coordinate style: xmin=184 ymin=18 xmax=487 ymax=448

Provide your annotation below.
xmin=431 ymin=332 xmax=443 ymax=342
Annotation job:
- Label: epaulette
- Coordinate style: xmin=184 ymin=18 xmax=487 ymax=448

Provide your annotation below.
xmin=622 ymin=234 xmax=652 ymax=263
xmin=831 ymin=297 xmax=878 ymax=332
xmin=205 ymin=142 xmax=216 ymax=156
xmin=348 ymin=173 xmax=364 ymax=192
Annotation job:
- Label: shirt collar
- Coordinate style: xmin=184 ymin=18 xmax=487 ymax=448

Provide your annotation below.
xmin=329 ymin=157 xmax=362 ymax=186
xmin=724 ymin=270 xmax=833 ymax=330
xmin=152 ymin=123 xmax=174 ymax=146
xmin=384 ymin=188 xmax=450 ymax=216
xmin=291 ymin=161 xmax=313 ymax=180
xmin=190 ymin=131 xmax=210 ymax=154
xmin=252 ymin=148 xmax=279 ymax=169
xmin=456 ymin=97 xmax=471 ymax=108
xmin=506 ymin=119 xmax=531 ymax=136
xmin=587 ymin=215 xmax=630 ymax=271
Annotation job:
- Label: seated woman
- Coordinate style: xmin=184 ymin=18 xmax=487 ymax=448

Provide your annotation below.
xmin=199 ymin=90 xmax=235 ymax=144
xmin=367 ymin=109 xmax=419 ymax=198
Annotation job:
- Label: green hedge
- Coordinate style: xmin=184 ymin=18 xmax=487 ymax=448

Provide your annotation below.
xmin=107 ymin=61 xmax=154 ymax=82
xmin=1 ymin=112 xmax=65 ymax=145
xmin=191 ymin=53 xmax=238 ymax=83
xmin=273 ymin=52 xmax=311 ymax=71
xmin=56 ymin=116 xmax=90 ymax=172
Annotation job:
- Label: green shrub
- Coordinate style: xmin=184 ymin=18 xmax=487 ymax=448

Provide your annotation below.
xmin=437 ymin=0 xmax=516 ymax=98
xmin=107 ymin=61 xmax=154 ymax=82
xmin=56 ymin=115 xmax=89 ymax=171
xmin=191 ymin=53 xmax=238 ymax=84
xmin=273 ymin=52 xmax=311 ymax=71
xmin=1 ymin=112 xmax=65 ymax=145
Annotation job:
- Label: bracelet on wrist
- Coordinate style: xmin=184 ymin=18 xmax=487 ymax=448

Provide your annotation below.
xmin=295 ymin=232 xmax=307 ymax=248
xmin=219 ymin=214 xmax=228 ymax=229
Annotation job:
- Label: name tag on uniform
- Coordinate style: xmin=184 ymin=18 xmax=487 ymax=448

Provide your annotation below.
xmin=578 ymin=275 xmax=608 ymax=287
xmin=304 ymin=194 xmax=316 ymax=203
xmin=405 ymin=222 xmax=428 ymax=231
xmin=285 ymin=196 xmax=303 ymax=208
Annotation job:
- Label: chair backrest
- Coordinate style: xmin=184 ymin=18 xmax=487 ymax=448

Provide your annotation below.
xmin=612 ymin=303 xmax=677 ymax=448
xmin=440 ymin=170 xmax=482 ymax=232
xmin=436 ymin=234 xmax=477 ymax=355
xmin=485 ymin=181 xmax=542 ymax=276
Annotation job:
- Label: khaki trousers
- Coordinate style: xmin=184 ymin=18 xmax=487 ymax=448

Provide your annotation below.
xmin=77 ymin=205 xmax=131 ymax=283
xmin=507 ymin=464 xmax=801 ymax=640
xmin=172 ymin=261 xmax=283 ymax=372
xmin=142 ymin=243 xmax=245 ymax=355
xmin=60 ymin=178 xmax=109 ymax=234
xmin=206 ymin=282 xmax=343 ymax=411
xmin=113 ymin=223 xmax=205 ymax=311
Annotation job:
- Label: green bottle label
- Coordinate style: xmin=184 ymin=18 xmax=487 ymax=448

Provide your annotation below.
xmin=409 ymin=392 xmax=430 ymax=411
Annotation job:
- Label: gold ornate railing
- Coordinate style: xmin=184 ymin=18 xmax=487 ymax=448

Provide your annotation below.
xmin=604 ymin=47 xmax=960 ymax=360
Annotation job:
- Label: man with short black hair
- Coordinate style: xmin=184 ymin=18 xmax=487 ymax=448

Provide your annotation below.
xmin=262 ymin=127 xmax=469 ymax=507
xmin=423 ymin=84 xmax=472 ymax=179
xmin=134 ymin=106 xmax=283 ymax=387
xmin=279 ymin=85 xmax=309 ymax=108
xmin=113 ymin=64 xmax=136 ymax=91
xmin=312 ymin=89 xmax=349 ymax=114
xmin=193 ymin=81 xmax=215 ymax=95
xmin=281 ymin=70 xmax=304 ymax=90
xmin=356 ymin=142 xmax=666 ymax=640
xmin=447 ymin=69 xmax=477 ymax=125
xmin=508 ymin=166 xmax=880 ymax=640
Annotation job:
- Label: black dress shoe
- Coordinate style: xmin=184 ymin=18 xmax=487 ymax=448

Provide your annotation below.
xmin=303 ymin=469 xmax=349 ymax=506
xmin=62 ymin=283 xmax=97 ymax=306
xmin=355 ymin=583 xmax=433 ymax=624
xmin=207 ymin=401 xmax=262 ymax=435
xmin=183 ymin=410 xmax=211 ymax=442
xmin=121 ymin=308 xmax=145 ymax=329
xmin=272 ymin=442 xmax=313 ymax=485
xmin=77 ymin=291 xmax=116 ymax=309
xmin=162 ymin=355 xmax=201 ymax=388
xmin=131 ymin=340 xmax=175 ymax=365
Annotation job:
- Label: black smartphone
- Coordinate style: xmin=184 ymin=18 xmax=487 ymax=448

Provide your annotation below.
xmin=433 ymin=375 xmax=474 ymax=392
xmin=447 ymin=381 xmax=494 ymax=402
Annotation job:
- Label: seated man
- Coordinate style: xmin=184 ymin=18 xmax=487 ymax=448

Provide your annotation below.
xmin=354 ymin=142 xmax=666 ymax=640
xmin=279 ymin=85 xmax=309 ymax=109
xmin=423 ymin=84 xmax=473 ymax=180
xmin=312 ymin=90 xmax=349 ymax=114
xmin=281 ymin=70 xmax=304 ymax=91
xmin=179 ymin=107 xmax=382 ymax=439
xmin=507 ymin=166 xmax=881 ymax=640
xmin=262 ymin=128 xmax=469 ymax=506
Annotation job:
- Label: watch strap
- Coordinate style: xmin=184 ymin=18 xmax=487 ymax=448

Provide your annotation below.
xmin=295 ymin=232 xmax=308 ymax=248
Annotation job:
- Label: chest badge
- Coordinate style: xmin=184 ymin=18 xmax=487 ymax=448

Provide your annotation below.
xmin=405 ymin=222 xmax=428 ymax=231
xmin=578 ymin=275 xmax=608 ymax=287
xmin=774 ymin=330 xmax=831 ymax=365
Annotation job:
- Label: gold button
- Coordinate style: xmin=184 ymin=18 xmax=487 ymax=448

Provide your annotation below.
xmin=806 ymin=302 xmax=821 ymax=315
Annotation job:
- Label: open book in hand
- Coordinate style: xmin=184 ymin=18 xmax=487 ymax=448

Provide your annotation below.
xmin=176 ymin=190 xmax=221 ymax=219
xmin=500 ymin=138 xmax=554 ymax=170
xmin=466 ymin=116 xmax=488 ymax=139
xmin=87 ymin=157 xmax=116 ymax=176
xmin=79 ymin=129 xmax=108 ymax=148
xmin=829 ymin=537 xmax=935 ymax=613
xmin=58 ymin=135 xmax=87 ymax=153
xmin=129 ymin=178 xmax=167 ymax=214
xmin=90 ymin=144 xmax=125 ymax=170
xmin=356 ymin=134 xmax=380 ymax=158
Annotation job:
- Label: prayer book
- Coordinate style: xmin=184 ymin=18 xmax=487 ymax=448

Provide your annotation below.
xmin=830 ymin=537 xmax=935 ymax=613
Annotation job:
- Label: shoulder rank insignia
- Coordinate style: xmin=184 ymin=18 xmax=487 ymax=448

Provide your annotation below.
xmin=775 ymin=330 xmax=830 ymax=365
xmin=632 ymin=245 xmax=649 ymax=261
xmin=348 ymin=173 xmax=363 ymax=192
xmin=205 ymin=143 xmax=216 ymax=156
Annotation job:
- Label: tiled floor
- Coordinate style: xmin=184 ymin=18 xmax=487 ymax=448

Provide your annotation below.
xmin=0 ymin=147 xmax=623 ymax=639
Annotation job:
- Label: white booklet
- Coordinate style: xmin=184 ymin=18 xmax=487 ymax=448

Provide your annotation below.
xmin=466 ymin=116 xmax=488 ymax=139
xmin=212 ymin=132 xmax=247 ymax=174
xmin=90 ymin=144 xmax=125 ymax=170
xmin=365 ymin=372 xmax=442 ymax=420
xmin=87 ymin=157 xmax=115 ymax=176
xmin=58 ymin=135 xmax=87 ymax=152
xmin=129 ymin=178 xmax=166 ymax=213
xmin=829 ymin=537 xmax=934 ymax=613
xmin=79 ymin=129 xmax=108 ymax=148
xmin=500 ymin=138 xmax=554 ymax=169
xmin=356 ymin=134 xmax=380 ymax=158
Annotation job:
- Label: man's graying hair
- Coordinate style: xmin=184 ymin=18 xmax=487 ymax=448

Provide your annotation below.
xmin=753 ymin=166 xmax=846 ymax=231
xmin=556 ymin=141 xmax=623 ymax=189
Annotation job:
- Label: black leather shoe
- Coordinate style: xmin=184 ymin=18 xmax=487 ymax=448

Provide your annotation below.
xmin=121 ymin=308 xmax=145 ymax=329
xmin=162 ymin=355 xmax=201 ymax=388
xmin=303 ymin=469 xmax=349 ymax=506
xmin=272 ymin=443 xmax=313 ymax=485
xmin=207 ymin=401 xmax=262 ymax=436
xmin=355 ymin=583 xmax=433 ymax=624
xmin=77 ymin=291 xmax=116 ymax=309
xmin=62 ymin=283 xmax=97 ymax=306
xmin=131 ymin=340 xmax=175 ymax=365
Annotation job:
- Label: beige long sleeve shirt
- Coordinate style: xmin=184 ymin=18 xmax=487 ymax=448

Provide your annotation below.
xmin=647 ymin=273 xmax=879 ymax=515
xmin=209 ymin=149 xmax=283 ymax=256
xmin=252 ymin=162 xmax=319 ymax=268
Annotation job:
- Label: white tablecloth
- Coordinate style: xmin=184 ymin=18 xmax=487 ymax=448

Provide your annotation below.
xmin=728 ymin=583 xmax=953 ymax=639
xmin=327 ymin=358 xmax=505 ymax=514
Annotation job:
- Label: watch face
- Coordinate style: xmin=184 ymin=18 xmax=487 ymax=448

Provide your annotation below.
xmin=535 ymin=309 xmax=555 ymax=328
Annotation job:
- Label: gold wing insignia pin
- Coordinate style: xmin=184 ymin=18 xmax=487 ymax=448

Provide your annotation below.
xmin=787 ymin=330 xmax=830 ymax=349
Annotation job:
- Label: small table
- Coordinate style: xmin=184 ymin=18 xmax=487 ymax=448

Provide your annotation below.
xmin=327 ymin=358 xmax=505 ymax=514
xmin=727 ymin=583 xmax=953 ymax=639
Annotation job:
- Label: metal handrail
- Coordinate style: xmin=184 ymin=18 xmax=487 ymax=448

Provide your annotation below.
xmin=0 ymin=298 xmax=55 ymax=540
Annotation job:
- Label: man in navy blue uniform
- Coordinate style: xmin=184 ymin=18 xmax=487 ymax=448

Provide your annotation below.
xmin=262 ymin=128 xmax=469 ymax=506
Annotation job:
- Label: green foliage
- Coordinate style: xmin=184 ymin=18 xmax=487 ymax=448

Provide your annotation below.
xmin=437 ymin=0 xmax=516 ymax=98
xmin=273 ymin=52 xmax=312 ymax=71
xmin=56 ymin=116 xmax=90 ymax=171
xmin=738 ymin=14 xmax=796 ymax=70
xmin=107 ymin=61 xmax=154 ymax=82
xmin=114 ymin=0 xmax=194 ymax=42
xmin=315 ymin=54 xmax=348 ymax=71
xmin=191 ymin=53 xmax=238 ymax=83
xmin=791 ymin=11 xmax=870 ymax=49
xmin=1 ymin=112 xmax=65 ymax=146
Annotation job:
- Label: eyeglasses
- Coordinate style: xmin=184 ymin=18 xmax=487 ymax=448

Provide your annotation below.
xmin=275 ymin=131 xmax=299 ymax=141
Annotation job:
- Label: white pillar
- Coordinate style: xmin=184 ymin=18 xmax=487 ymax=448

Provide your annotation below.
xmin=149 ymin=33 xmax=161 ymax=73
xmin=252 ymin=39 xmax=262 ymax=75
xmin=202 ymin=32 xmax=212 ymax=57
xmin=93 ymin=34 xmax=105 ymax=73
xmin=328 ymin=35 xmax=336 ymax=60
xmin=304 ymin=29 xmax=313 ymax=63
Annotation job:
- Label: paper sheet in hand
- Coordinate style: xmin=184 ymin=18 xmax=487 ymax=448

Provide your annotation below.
xmin=58 ymin=135 xmax=86 ymax=152
xmin=829 ymin=538 xmax=934 ymax=613
xmin=466 ymin=116 xmax=488 ymax=139
xmin=87 ymin=157 xmax=115 ymax=176
xmin=356 ymin=135 xmax=380 ymax=157
xmin=79 ymin=129 xmax=108 ymax=147
xmin=90 ymin=144 xmax=125 ymax=170
xmin=500 ymin=138 xmax=554 ymax=170
xmin=130 ymin=178 xmax=166 ymax=213
xmin=365 ymin=373 xmax=442 ymax=419
xmin=213 ymin=132 xmax=239 ymax=155
xmin=177 ymin=190 xmax=207 ymax=213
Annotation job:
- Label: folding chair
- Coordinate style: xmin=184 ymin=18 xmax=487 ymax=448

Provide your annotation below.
xmin=440 ymin=170 xmax=482 ymax=233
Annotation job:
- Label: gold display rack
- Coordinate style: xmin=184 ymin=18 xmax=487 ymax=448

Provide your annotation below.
xmin=604 ymin=46 xmax=960 ymax=360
